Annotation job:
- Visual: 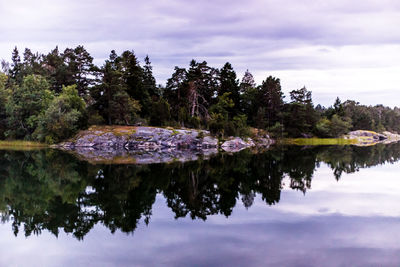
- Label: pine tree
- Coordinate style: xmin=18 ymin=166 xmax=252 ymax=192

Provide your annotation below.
xmin=240 ymin=69 xmax=256 ymax=94
xmin=43 ymin=46 xmax=67 ymax=94
xmin=142 ymin=55 xmax=157 ymax=98
xmin=120 ymin=51 xmax=149 ymax=117
xmin=219 ymin=62 xmax=240 ymax=116
xmin=91 ymin=51 xmax=140 ymax=125
xmin=240 ymin=70 xmax=258 ymax=125
xmin=257 ymin=76 xmax=284 ymax=128
xmin=62 ymin=46 xmax=95 ymax=97
xmin=10 ymin=47 xmax=22 ymax=84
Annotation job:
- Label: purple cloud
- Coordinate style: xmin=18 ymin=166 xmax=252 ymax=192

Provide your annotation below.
xmin=2 ymin=0 xmax=400 ymax=106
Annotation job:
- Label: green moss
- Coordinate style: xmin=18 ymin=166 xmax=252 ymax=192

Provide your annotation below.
xmin=282 ymin=138 xmax=357 ymax=146
xmin=0 ymin=140 xmax=47 ymax=150
xmin=85 ymin=125 xmax=137 ymax=137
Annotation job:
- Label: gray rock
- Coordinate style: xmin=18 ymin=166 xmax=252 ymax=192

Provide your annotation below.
xmin=64 ymin=126 xmax=219 ymax=151
xmin=202 ymin=136 xmax=218 ymax=148
xmin=68 ymin=147 xmax=218 ymax=165
xmin=347 ymin=130 xmax=387 ymax=142
xmin=58 ymin=126 xmax=274 ymax=162
xmin=221 ymin=137 xmax=255 ymax=152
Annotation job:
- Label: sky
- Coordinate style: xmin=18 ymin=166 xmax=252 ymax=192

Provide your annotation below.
xmin=1 ymin=0 xmax=400 ymax=107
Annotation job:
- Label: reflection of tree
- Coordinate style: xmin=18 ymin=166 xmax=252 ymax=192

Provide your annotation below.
xmin=317 ymin=144 xmax=400 ymax=180
xmin=0 ymin=142 xmax=400 ymax=239
xmin=0 ymin=150 xmax=89 ymax=238
xmin=283 ymin=147 xmax=317 ymax=193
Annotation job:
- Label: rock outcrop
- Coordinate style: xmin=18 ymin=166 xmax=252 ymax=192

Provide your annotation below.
xmin=59 ymin=126 xmax=219 ymax=150
xmin=347 ymin=130 xmax=386 ymax=141
xmin=345 ymin=130 xmax=400 ymax=146
xmin=56 ymin=126 xmax=274 ymax=164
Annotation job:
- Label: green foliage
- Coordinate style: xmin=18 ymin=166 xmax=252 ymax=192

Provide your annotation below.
xmin=87 ymin=110 xmax=105 ymax=125
xmin=257 ymin=76 xmax=284 ymax=127
xmin=6 ymin=75 xmax=54 ymax=139
xmin=150 ymin=98 xmax=171 ymax=126
xmin=90 ymin=51 xmax=141 ymax=125
xmin=284 ymin=87 xmax=318 ymax=137
xmin=219 ymin=62 xmax=240 ymax=114
xmin=120 ymin=51 xmax=150 ymax=118
xmin=178 ymin=107 xmax=188 ymax=126
xmin=209 ymin=93 xmax=235 ymax=136
xmin=268 ymin=122 xmax=285 ymax=138
xmin=315 ymin=117 xmax=331 ymax=137
xmin=208 ymin=93 xmax=249 ymax=137
xmin=330 ymin=114 xmax=352 ymax=137
xmin=232 ymin=114 xmax=250 ymax=137
xmin=188 ymin=116 xmax=201 ymax=129
xmin=0 ymin=73 xmax=9 ymax=138
xmin=315 ymin=115 xmax=352 ymax=137
xmin=33 ymin=85 xmax=87 ymax=143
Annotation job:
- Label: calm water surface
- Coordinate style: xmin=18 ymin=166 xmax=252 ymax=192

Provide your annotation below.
xmin=1 ymin=144 xmax=400 ymax=266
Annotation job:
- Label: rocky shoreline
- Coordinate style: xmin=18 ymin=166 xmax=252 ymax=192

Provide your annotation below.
xmin=55 ymin=126 xmax=400 ymax=164
xmin=56 ymin=126 xmax=274 ymax=164
xmin=345 ymin=130 xmax=400 ymax=146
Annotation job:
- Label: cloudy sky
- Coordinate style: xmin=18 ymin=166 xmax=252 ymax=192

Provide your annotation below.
xmin=1 ymin=0 xmax=400 ymax=106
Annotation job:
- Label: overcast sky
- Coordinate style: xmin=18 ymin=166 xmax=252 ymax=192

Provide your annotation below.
xmin=1 ymin=0 xmax=400 ymax=106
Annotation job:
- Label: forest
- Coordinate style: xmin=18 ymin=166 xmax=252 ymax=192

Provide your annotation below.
xmin=1 ymin=45 xmax=400 ymax=143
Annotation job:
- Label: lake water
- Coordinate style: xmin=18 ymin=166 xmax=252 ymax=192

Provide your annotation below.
xmin=1 ymin=144 xmax=400 ymax=266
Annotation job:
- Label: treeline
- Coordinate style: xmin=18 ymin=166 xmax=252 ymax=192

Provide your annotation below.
xmin=1 ymin=45 xmax=400 ymax=143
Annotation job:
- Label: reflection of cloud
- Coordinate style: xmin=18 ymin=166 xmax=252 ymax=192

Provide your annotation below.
xmin=1 ymin=158 xmax=400 ymax=266
xmin=2 ymin=0 xmax=400 ymax=106
xmin=278 ymin=163 xmax=400 ymax=217
xmin=2 ymin=203 xmax=399 ymax=266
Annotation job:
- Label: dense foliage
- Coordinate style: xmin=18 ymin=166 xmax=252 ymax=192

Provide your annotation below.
xmin=1 ymin=46 xmax=400 ymax=142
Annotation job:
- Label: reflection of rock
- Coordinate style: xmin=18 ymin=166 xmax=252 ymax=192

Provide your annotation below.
xmin=221 ymin=137 xmax=255 ymax=152
xmin=381 ymin=131 xmax=400 ymax=143
xmin=57 ymin=126 xmax=275 ymax=163
xmin=68 ymin=147 xmax=218 ymax=165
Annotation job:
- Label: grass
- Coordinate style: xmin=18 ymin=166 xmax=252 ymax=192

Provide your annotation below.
xmin=0 ymin=140 xmax=47 ymax=150
xmin=85 ymin=125 xmax=137 ymax=137
xmin=282 ymin=138 xmax=358 ymax=146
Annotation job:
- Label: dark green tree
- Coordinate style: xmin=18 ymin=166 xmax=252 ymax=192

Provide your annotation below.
xmin=257 ymin=76 xmax=284 ymax=128
xmin=62 ymin=46 xmax=95 ymax=97
xmin=142 ymin=55 xmax=158 ymax=98
xmin=0 ymin=73 xmax=8 ymax=138
xmin=219 ymin=62 xmax=240 ymax=115
xmin=120 ymin=51 xmax=149 ymax=117
xmin=150 ymin=98 xmax=171 ymax=126
xmin=240 ymin=70 xmax=258 ymax=126
xmin=9 ymin=47 xmax=22 ymax=84
xmin=91 ymin=51 xmax=140 ymax=125
xmin=284 ymin=87 xmax=318 ymax=137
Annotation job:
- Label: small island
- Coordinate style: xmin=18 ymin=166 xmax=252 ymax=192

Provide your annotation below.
xmin=1 ymin=46 xmax=400 ymax=161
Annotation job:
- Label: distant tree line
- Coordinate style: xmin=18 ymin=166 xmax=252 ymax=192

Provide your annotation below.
xmin=1 ymin=46 xmax=400 ymax=143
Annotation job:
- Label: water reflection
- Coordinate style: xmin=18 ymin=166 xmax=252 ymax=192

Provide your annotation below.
xmin=1 ymin=143 xmax=400 ymax=240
